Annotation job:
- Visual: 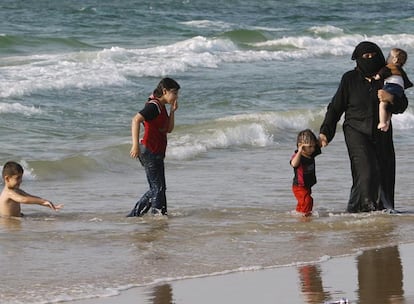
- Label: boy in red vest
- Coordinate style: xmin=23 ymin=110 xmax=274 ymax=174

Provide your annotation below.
xmin=127 ymin=78 xmax=180 ymax=217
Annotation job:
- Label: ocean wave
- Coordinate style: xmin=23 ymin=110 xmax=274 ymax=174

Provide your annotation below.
xmin=0 ymin=34 xmax=95 ymax=54
xmin=308 ymin=25 xmax=344 ymax=35
xmin=6 ymin=107 xmax=414 ymax=176
xmin=2 ymin=32 xmax=414 ymax=98
xmin=168 ymin=110 xmax=324 ymax=160
xmin=6 ymin=143 xmax=131 ymax=180
xmin=16 ymin=156 xmax=101 ymax=181
xmin=1 ymin=110 xmax=322 ymax=177
xmin=0 ymin=102 xmax=42 ymax=115
xmin=253 ymin=33 xmax=414 ymax=55
xmin=181 ymin=20 xmax=286 ymax=33
xmin=0 ymin=51 xmax=130 ymax=98
xmin=181 ymin=20 xmax=234 ymax=30
xmin=219 ymin=29 xmax=268 ymax=44
xmin=169 ymin=107 xmax=414 ymax=160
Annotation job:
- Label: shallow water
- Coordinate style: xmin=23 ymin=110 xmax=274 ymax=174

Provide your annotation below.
xmin=1 ymin=0 xmax=414 ymax=303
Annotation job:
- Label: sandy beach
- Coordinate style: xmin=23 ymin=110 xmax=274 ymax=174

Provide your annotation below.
xmin=71 ymin=242 xmax=414 ymax=304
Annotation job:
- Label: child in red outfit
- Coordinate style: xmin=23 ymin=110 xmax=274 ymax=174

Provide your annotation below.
xmin=290 ymin=129 xmax=321 ymax=216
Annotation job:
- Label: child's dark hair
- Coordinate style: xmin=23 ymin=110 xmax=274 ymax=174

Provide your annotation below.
xmin=296 ymin=129 xmax=318 ymax=147
xmin=153 ymin=78 xmax=180 ymax=98
xmin=2 ymin=161 xmax=24 ymax=178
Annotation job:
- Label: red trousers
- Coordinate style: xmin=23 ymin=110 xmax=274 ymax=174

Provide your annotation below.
xmin=292 ymin=185 xmax=313 ymax=215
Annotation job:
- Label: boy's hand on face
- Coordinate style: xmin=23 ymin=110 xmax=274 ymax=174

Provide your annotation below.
xmin=171 ymin=99 xmax=178 ymax=112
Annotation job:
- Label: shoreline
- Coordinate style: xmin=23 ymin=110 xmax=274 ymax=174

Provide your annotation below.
xmin=71 ymin=242 xmax=414 ymax=304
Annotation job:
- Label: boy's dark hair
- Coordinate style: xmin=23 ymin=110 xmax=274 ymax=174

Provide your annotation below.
xmin=153 ymin=77 xmax=180 ymax=98
xmin=2 ymin=161 xmax=24 ymax=178
xmin=296 ymin=129 xmax=318 ymax=147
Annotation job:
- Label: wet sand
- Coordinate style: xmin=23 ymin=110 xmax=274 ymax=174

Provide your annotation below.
xmin=72 ymin=242 xmax=414 ymax=304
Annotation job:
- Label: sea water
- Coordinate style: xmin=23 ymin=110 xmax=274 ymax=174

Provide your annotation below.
xmin=1 ymin=0 xmax=414 ymax=303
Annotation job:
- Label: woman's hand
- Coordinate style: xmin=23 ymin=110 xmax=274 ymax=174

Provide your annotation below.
xmin=378 ymin=89 xmax=394 ymax=103
xmin=319 ymin=133 xmax=328 ymax=147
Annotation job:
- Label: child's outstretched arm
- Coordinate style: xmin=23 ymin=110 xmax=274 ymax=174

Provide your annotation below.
xmin=41 ymin=200 xmax=64 ymax=211
xmin=9 ymin=189 xmax=63 ymax=211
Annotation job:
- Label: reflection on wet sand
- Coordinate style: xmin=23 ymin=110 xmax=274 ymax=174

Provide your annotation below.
xmin=357 ymin=246 xmax=404 ymax=304
xmin=150 ymin=284 xmax=173 ymax=304
xmin=298 ymin=264 xmax=329 ymax=303
xmin=67 ymin=242 xmax=414 ymax=304
xmin=143 ymin=245 xmax=408 ymax=304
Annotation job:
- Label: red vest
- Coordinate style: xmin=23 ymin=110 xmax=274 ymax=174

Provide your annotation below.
xmin=141 ymin=99 xmax=169 ymax=155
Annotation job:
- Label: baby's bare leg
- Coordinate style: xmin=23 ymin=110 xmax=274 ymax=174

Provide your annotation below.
xmin=378 ymin=101 xmax=391 ymax=132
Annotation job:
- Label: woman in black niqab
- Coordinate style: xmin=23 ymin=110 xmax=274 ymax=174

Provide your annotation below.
xmin=352 ymin=41 xmax=386 ymax=78
xmin=319 ymin=41 xmax=408 ymax=213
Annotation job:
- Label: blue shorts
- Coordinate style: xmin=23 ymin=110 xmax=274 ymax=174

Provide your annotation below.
xmin=383 ymin=83 xmax=404 ymax=98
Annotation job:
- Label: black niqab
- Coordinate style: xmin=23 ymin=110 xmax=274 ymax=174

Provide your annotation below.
xmin=351 ymin=41 xmax=385 ymax=78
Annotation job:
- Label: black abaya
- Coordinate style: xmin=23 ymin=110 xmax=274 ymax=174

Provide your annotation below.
xmin=320 ymin=66 xmax=407 ymax=212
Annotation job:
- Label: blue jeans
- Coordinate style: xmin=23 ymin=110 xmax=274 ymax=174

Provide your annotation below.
xmin=127 ymin=146 xmax=167 ymax=217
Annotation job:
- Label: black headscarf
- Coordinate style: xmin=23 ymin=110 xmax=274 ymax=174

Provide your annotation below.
xmin=351 ymin=41 xmax=385 ymax=78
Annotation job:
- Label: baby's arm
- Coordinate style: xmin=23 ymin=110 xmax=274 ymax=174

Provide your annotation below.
xmin=375 ymin=66 xmax=392 ymax=80
xmin=9 ymin=189 xmax=63 ymax=211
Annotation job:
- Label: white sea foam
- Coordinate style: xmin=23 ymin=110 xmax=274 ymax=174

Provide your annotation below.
xmin=168 ymin=122 xmax=273 ymax=160
xmin=181 ymin=20 xmax=234 ymax=30
xmin=167 ymin=110 xmax=321 ymax=160
xmin=168 ymin=108 xmax=414 ymax=160
xmin=253 ymin=33 xmax=414 ymax=56
xmin=0 ymin=102 xmax=42 ymax=115
xmin=1 ymin=33 xmax=414 ymax=99
xmin=215 ymin=111 xmax=321 ymax=131
xmin=308 ymin=25 xmax=344 ymax=35
xmin=0 ymin=52 xmax=129 ymax=98
xmin=181 ymin=19 xmax=287 ymax=32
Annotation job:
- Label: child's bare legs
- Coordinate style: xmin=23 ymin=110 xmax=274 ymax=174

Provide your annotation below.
xmin=378 ymin=101 xmax=391 ymax=132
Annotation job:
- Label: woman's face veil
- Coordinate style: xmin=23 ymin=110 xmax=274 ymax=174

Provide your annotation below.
xmin=351 ymin=41 xmax=385 ymax=77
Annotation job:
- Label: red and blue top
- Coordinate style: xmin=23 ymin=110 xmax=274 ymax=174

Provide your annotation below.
xmin=139 ymin=98 xmax=169 ymax=156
